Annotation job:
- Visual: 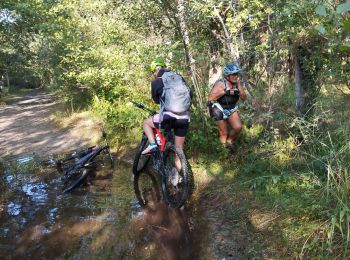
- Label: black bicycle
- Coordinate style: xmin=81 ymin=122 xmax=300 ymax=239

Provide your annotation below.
xmin=131 ymin=101 xmax=192 ymax=209
xmin=56 ymin=128 xmax=114 ymax=193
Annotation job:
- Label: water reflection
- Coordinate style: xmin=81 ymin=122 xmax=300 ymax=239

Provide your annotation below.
xmin=7 ymin=202 xmax=21 ymax=216
xmin=22 ymin=181 xmax=48 ymax=204
xmin=17 ymin=156 xmax=35 ymax=164
xmin=132 ymin=170 xmax=193 ymax=260
xmin=0 ymin=154 xmax=199 ymax=259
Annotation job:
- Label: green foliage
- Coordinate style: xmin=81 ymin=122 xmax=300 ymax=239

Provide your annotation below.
xmin=1 ymin=0 xmax=350 ymax=257
xmin=186 ymin=111 xmax=225 ymax=157
xmin=234 ymin=88 xmax=350 ymax=257
xmin=314 ymin=2 xmax=350 ymax=52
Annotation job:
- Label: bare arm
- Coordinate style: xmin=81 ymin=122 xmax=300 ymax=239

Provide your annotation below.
xmin=237 ymin=81 xmax=247 ymax=101
xmin=208 ymin=81 xmax=225 ymax=101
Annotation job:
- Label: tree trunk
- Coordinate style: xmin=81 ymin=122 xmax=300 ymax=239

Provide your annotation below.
xmin=294 ymin=50 xmax=304 ymax=112
xmin=175 ymin=0 xmax=205 ymax=112
xmin=212 ymin=5 xmax=255 ymax=100
xmin=5 ymin=71 xmax=10 ymax=92
xmin=208 ymin=52 xmax=223 ymax=87
xmin=213 ymin=5 xmax=239 ymax=63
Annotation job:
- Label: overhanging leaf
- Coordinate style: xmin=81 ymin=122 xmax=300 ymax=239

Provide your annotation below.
xmin=315 ymin=24 xmax=326 ymax=34
xmin=336 ymin=3 xmax=350 ymax=14
xmin=315 ymin=5 xmax=327 ymax=16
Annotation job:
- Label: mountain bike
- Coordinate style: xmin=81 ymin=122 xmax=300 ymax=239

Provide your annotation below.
xmin=131 ymin=101 xmax=191 ymax=209
xmin=56 ymin=128 xmax=114 ymax=193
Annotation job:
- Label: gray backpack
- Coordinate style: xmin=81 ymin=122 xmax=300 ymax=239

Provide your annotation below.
xmin=161 ymin=71 xmax=191 ymax=114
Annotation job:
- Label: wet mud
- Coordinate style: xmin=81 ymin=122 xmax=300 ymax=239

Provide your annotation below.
xmin=0 ymin=154 xmax=203 ymax=259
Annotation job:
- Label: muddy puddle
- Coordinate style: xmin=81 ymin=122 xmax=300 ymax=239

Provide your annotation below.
xmin=0 ymin=154 xmax=203 ymax=259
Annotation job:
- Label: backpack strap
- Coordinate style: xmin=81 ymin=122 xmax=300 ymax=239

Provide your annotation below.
xmin=223 ymin=78 xmax=229 ymax=92
xmin=212 ymin=102 xmax=224 ymax=112
xmin=159 ymin=89 xmax=165 ymax=130
xmin=159 ymin=71 xmax=172 ymax=130
xmin=210 ymin=79 xmax=228 ymax=102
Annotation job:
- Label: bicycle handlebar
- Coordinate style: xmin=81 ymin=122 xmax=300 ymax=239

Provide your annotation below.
xmin=131 ymin=101 xmax=157 ymax=115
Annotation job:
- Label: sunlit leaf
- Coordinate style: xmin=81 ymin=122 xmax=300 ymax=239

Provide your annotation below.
xmin=339 ymin=43 xmax=350 ymax=51
xmin=340 ymin=209 xmax=346 ymax=221
xmin=331 ymin=217 xmax=336 ymax=225
xmin=344 ymin=19 xmax=350 ymax=34
xmin=315 ymin=5 xmax=327 ymax=16
xmin=315 ymin=24 xmax=326 ymax=34
xmin=336 ymin=3 xmax=350 ymax=14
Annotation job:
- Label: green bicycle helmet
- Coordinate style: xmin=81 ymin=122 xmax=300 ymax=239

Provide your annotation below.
xmin=223 ymin=63 xmax=241 ymax=77
xmin=150 ymin=59 xmax=166 ymax=72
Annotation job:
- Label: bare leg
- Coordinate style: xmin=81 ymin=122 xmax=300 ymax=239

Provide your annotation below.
xmin=143 ymin=116 xmax=156 ymax=143
xmin=174 ymin=136 xmax=185 ymax=150
xmin=217 ymin=120 xmax=228 ymax=144
xmin=174 ymin=136 xmax=185 ymax=171
xmin=226 ymin=112 xmax=242 ymax=144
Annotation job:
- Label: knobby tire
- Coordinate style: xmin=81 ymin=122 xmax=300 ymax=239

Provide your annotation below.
xmin=133 ymin=171 xmax=161 ymax=207
xmin=62 ymin=168 xmax=90 ymax=193
xmin=162 ymin=145 xmax=190 ymax=209
xmin=132 ymin=135 xmax=151 ymax=175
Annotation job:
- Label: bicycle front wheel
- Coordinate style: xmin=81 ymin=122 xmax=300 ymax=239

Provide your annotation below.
xmin=162 ymin=145 xmax=190 ymax=208
xmin=133 ymin=171 xmax=161 ymax=207
xmin=132 ymin=134 xmax=151 ymax=175
xmin=62 ymin=167 xmax=90 ymax=193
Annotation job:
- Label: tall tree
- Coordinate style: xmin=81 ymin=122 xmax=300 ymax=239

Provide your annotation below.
xmin=175 ymin=0 xmax=205 ymax=111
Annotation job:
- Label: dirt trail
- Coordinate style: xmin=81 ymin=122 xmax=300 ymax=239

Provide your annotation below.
xmin=0 ymin=89 xmax=97 ymax=158
xmin=0 ymin=89 xmax=279 ymax=259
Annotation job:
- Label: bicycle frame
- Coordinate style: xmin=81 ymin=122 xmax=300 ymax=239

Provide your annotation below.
xmin=153 ymin=128 xmax=167 ymax=152
xmin=60 ymin=128 xmax=114 ymax=193
xmin=132 ymin=101 xmax=179 ymax=180
xmin=76 ymin=146 xmax=104 ymax=167
xmin=74 ymin=133 xmax=111 ymax=168
xmin=61 ymin=129 xmax=112 ymax=174
xmin=130 ymin=101 xmax=175 ymax=152
xmin=58 ymin=146 xmax=95 ymax=165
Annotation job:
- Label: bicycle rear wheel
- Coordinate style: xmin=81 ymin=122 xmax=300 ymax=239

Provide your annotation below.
xmin=162 ymin=145 xmax=191 ymax=208
xmin=62 ymin=167 xmax=90 ymax=193
xmin=132 ymin=134 xmax=151 ymax=175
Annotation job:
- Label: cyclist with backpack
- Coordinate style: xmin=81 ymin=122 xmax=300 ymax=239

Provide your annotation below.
xmin=142 ymin=59 xmax=192 ymax=155
xmin=208 ymin=63 xmax=247 ymax=151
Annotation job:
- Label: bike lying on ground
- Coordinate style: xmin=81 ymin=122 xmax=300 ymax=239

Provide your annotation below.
xmin=56 ymin=128 xmax=114 ymax=193
xmin=131 ymin=101 xmax=192 ymax=209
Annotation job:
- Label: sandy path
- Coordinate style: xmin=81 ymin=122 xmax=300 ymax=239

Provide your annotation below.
xmin=0 ymin=89 xmax=96 ymax=158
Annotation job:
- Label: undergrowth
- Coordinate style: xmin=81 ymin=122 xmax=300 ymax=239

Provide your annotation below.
xmin=223 ymin=88 xmax=350 ymax=258
xmin=62 ymin=82 xmax=350 ymax=258
xmin=178 ymin=84 xmax=350 ymax=258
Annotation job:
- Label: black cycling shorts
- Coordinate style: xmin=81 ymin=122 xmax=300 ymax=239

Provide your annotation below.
xmin=152 ymin=114 xmax=189 ymax=137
